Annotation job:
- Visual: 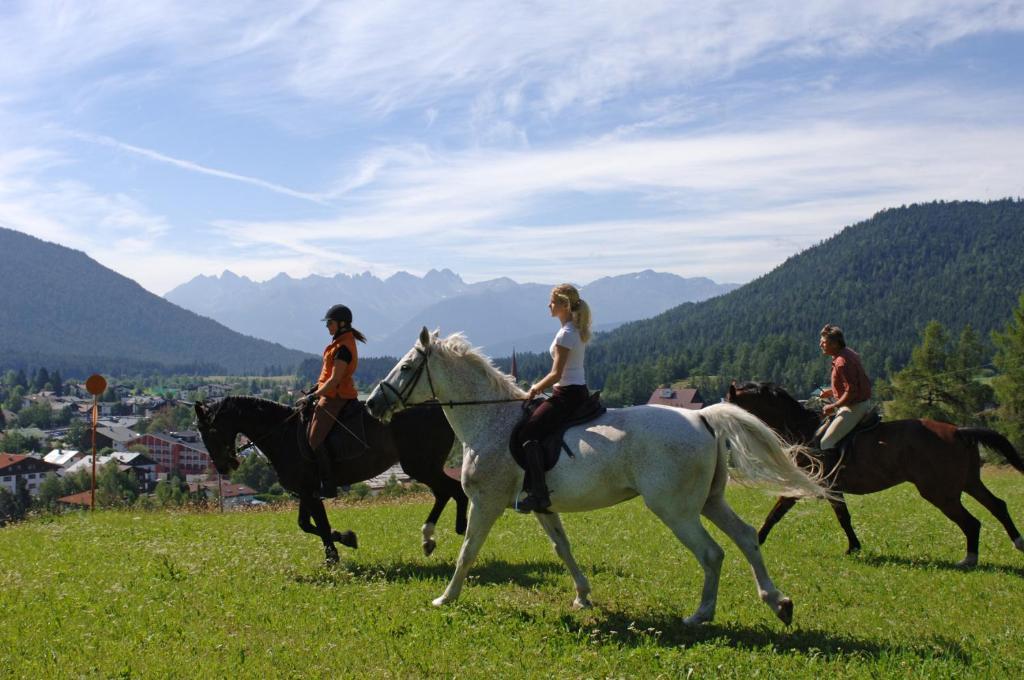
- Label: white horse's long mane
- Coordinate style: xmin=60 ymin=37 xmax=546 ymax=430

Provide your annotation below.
xmin=433 ymin=333 xmax=528 ymax=399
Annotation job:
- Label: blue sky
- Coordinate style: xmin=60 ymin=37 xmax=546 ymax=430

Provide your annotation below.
xmin=1 ymin=1 xmax=1022 ymax=295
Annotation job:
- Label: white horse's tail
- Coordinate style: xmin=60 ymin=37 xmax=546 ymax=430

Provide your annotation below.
xmin=699 ymin=402 xmax=832 ymax=499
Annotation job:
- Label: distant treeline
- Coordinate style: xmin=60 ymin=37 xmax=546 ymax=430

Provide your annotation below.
xmin=0 ymin=352 xmax=228 ymax=380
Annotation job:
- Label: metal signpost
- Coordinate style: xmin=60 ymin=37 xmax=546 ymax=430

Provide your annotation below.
xmin=84 ymin=374 xmax=107 ymax=510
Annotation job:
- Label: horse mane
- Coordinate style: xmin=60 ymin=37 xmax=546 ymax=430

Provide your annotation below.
xmin=434 ymin=333 xmax=528 ymax=399
xmin=736 ymin=381 xmax=808 ymax=413
xmin=211 ymin=395 xmax=293 ymax=422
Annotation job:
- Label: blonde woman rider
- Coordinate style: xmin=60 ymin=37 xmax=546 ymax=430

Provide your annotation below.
xmin=516 ymin=283 xmax=592 ymax=513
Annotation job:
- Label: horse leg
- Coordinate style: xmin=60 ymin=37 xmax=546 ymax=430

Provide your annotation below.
xmin=964 ymin=476 xmax=1024 ymax=553
xmin=829 ymin=493 xmax=862 ymax=554
xmin=534 ymin=512 xmax=592 ymax=609
xmin=421 ymin=493 xmax=448 ymax=556
xmin=758 ymin=496 xmax=797 ymax=545
xmin=297 ymin=497 xmax=339 ymax=564
xmin=917 ymin=488 xmax=982 ymax=568
xmin=309 ymin=496 xmax=358 ymax=562
xmin=702 ymin=495 xmax=793 ymax=626
xmin=432 ymin=495 xmax=505 ymax=606
xmin=454 ymin=493 xmax=468 ymax=535
xmin=644 ymin=498 xmax=724 ymax=625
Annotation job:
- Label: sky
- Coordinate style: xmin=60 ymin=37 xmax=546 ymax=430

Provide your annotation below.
xmin=1 ymin=1 xmax=1023 ymax=296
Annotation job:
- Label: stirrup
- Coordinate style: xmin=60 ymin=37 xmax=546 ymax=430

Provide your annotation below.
xmin=515 ymin=494 xmax=551 ymax=514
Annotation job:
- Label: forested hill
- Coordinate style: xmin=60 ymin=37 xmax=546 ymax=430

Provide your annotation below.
xmin=586 ymin=199 xmax=1024 ymax=404
xmin=0 ymin=227 xmax=313 ymax=376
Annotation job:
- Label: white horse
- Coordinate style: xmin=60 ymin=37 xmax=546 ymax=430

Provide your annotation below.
xmin=366 ymin=329 xmax=830 ymax=625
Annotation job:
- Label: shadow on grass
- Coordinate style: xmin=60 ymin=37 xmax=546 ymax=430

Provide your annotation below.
xmin=855 ymin=551 xmax=1024 ymax=577
xmin=559 ymin=609 xmax=971 ymax=664
xmin=290 ymin=557 xmax=620 ymax=589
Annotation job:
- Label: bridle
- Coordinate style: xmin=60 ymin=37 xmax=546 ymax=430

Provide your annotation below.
xmin=375 ymin=344 xmax=528 ymax=415
xmin=200 ymin=400 xmax=302 ymax=467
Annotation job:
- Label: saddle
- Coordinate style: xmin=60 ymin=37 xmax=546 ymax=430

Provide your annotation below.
xmin=818 ymin=406 xmax=882 ymax=469
xmin=298 ymin=399 xmax=369 ymax=463
xmin=509 ymin=391 xmax=606 ymax=473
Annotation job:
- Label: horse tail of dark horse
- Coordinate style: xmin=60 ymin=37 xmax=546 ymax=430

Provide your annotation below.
xmin=956 ymin=428 xmax=1024 ymax=473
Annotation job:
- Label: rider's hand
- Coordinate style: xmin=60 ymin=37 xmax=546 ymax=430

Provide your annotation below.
xmin=527 ymin=385 xmax=540 ymax=400
xmin=822 ymin=402 xmax=836 ymax=416
xmin=296 ymin=393 xmax=313 ymax=407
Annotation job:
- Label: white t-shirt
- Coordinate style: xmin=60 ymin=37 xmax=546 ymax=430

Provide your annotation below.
xmin=551 ymin=321 xmax=586 ymax=386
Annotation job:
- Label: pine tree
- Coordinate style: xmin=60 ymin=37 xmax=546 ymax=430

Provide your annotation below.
xmin=33 ymin=367 xmax=50 ymax=392
xmin=992 ymin=292 xmax=1024 ymax=448
xmin=888 ymin=321 xmax=955 ymax=421
xmin=888 ymin=321 xmax=992 ymax=424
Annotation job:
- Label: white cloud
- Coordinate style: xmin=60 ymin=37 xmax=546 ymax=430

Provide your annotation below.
xmin=0 ymin=2 xmax=1020 ymax=297
xmin=205 ymin=119 xmax=1024 ymax=284
xmin=2 ymin=1 xmax=1021 ymax=121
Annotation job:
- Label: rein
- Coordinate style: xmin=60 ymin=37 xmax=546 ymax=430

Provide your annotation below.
xmin=214 ymin=403 xmax=302 ymax=458
xmin=376 ymin=345 xmax=527 ymax=412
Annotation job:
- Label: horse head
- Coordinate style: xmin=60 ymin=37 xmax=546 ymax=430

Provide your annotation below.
xmin=367 ymin=326 xmax=440 ymax=423
xmin=726 ymin=381 xmax=820 ymax=443
xmin=194 ymin=400 xmax=241 ymax=474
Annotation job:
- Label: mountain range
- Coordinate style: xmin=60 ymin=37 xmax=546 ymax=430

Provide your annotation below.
xmin=0 ymin=227 xmax=312 ymax=376
xmin=165 ymin=269 xmax=739 ymax=356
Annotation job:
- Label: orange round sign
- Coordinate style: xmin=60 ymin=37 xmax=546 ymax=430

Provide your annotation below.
xmin=85 ymin=374 xmax=107 ymax=396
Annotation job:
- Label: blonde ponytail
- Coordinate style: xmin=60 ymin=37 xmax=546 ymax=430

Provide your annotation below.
xmin=551 ymin=283 xmax=592 ymax=343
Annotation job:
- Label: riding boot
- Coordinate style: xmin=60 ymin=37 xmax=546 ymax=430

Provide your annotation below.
xmin=516 ymin=440 xmax=551 ymax=514
xmin=820 ymin=447 xmax=842 ymax=476
xmin=314 ymin=445 xmax=338 ymax=498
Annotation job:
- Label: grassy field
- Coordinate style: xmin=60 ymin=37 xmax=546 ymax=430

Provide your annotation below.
xmin=2 ymin=470 xmax=1023 ymax=678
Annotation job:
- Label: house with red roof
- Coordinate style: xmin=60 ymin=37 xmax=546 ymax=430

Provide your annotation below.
xmin=646 ymin=386 xmax=706 ymax=410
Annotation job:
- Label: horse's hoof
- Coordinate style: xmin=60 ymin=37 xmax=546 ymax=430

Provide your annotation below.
xmin=325 ymin=549 xmax=340 ymax=565
xmin=956 ymin=554 xmax=978 ymax=569
xmin=335 ymin=530 xmax=358 ymax=549
xmin=775 ymin=598 xmax=793 ymax=626
xmin=846 ymin=544 xmax=862 ymax=555
xmin=683 ymin=612 xmax=712 ymax=626
xmin=572 ymin=596 xmax=592 ymax=610
xmin=431 ymin=595 xmax=449 ymax=607
xmin=422 ymin=539 xmax=437 ymax=557
xmin=1014 ymin=536 xmax=1024 ymax=552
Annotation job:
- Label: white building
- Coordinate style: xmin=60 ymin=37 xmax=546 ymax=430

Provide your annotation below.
xmin=0 ymin=454 xmax=61 ymax=496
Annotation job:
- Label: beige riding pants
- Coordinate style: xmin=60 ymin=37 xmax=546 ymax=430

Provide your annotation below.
xmin=818 ymin=400 xmax=873 ymax=450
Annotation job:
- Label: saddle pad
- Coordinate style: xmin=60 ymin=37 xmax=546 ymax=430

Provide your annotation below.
xmin=510 ymin=391 xmax=607 ymax=472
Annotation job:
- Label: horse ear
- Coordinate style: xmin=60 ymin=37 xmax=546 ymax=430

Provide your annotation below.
xmin=728 ymin=383 xmax=737 ymax=401
xmin=194 ymin=401 xmax=208 ymax=423
xmin=419 ymin=326 xmax=431 ymax=348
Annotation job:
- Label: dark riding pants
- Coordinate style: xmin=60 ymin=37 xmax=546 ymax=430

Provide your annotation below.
xmin=308 ymin=396 xmax=348 ymax=449
xmin=520 ymin=385 xmax=589 ymax=442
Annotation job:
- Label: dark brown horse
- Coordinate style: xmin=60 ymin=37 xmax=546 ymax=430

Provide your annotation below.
xmin=194 ymin=397 xmax=467 ymax=563
xmin=727 ymin=382 xmax=1024 ymax=567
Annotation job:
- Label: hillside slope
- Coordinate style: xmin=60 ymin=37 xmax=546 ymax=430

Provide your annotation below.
xmin=0 ymin=227 xmax=312 ymax=375
xmin=587 ymin=200 xmax=1024 ymax=403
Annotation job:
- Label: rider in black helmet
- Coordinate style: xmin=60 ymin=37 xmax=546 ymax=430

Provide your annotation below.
xmin=298 ymin=304 xmax=366 ymax=497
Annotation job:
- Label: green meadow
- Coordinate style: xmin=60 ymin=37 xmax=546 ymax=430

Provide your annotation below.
xmin=2 ymin=470 xmax=1023 ymax=679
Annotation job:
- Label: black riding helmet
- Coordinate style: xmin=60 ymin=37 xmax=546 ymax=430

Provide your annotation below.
xmin=323 ymin=304 xmax=352 ymax=324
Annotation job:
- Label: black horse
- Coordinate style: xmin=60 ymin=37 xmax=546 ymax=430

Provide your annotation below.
xmin=194 ymin=397 xmax=467 ymax=563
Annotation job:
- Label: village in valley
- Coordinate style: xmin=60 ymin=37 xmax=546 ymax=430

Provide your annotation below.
xmin=0 ymin=371 xmax=416 ymax=520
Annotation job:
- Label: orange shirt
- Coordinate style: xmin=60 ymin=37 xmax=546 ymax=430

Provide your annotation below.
xmin=318 ymin=331 xmax=358 ymax=399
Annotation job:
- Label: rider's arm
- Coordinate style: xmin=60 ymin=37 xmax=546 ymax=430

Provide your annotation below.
xmin=528 ymin=345 xmax=571 ymax=399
